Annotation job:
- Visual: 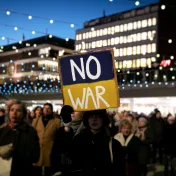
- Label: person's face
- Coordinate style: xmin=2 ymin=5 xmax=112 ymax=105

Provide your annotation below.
xmin=168 ymin=118 xmax=175 ymax=125
xmin=35 ymin=107 xmax=42 ymax=116
xmin=71 ymin=112 xmax=82 ymax=121
xmin=138 ymin=121 xmax=147 ymax=131
xmin=0 ymin=111 xmax=4 ymax=117
xmin=5 ymin=100 xmax=15 ymax=114
xmin=127 ymin=116 xmax=133 ymax=122
xmin=43 ymin=105 xmax=52 ymax=116
xmin=88 ymin=115 xmax=103 ymax=131
xmin=30 ymin=110 xmax=35 ymax=118
xmin=156 ymin=112 xmax=161 ymax=119
xmin=121 ymin=125 xmax=132 ymax=136
xmin=9 ymin=104 xmax=24 ymax=125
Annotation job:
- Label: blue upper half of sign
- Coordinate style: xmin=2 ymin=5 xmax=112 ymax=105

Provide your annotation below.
xmin=60 ymin=50 xmax=115 ymax=86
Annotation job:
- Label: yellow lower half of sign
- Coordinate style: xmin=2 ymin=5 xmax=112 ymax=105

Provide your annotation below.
xmin=62 ymin=80 xmax=120 ymax=111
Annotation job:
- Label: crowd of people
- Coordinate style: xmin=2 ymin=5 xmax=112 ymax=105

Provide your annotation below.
xmin=0 ymin=99 xmax=176 ymax=176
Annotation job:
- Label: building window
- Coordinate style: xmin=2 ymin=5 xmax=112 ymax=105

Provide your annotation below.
xmin=141 ymin=32 xmax=147 ymax=40
xmin=86 ymin=43 xmax=88 ymax=49
xmin=152 ymin=18 xmax=157 ymax=25
xmin=124 ymin=36 xmax=127 ymax=44
xmin=111 ymin=38 xmax=115 ymax=45
xmin=137 ymin=45 xmax=140 ymax=54
xmin=86 ymin=32 xmax=89 ymax=39
xmin=119 ymin=61 xmax=123 ymax=69
xmin=133 ymin=46 xmax=137 ymax=55
xmin=133 ymin=21 xmax=137 ymax=29
xmin=132 ymin=60 xmax=136 ymax=68
xmin=79 ymin=34 xmax=82 ymax=40
xmin=83 ymin=33 xmax=86 ymax=39
xmin=132 ymin=34 xmax=137 ymax=42
xmin=114 ymin=48 xmax=119 ymax=57
xmin=100 ymin=29 xmax=103 ymax=36
xmin=137 ymin=33 xmax=141 ymax=41
xmin=120 ymin=48 xmax=123 ymax=56
xmin=92 ymin=42 xmax=96 ymax=48
xmin=123 ymin=48 xmax=127 ymax=56
xmin=76 ymin=35 xmax=79 ymax=41
xmin=148 ymin=31 xmax=152 ymax=40
xmin=115 ymin=61 xmax=118 ymax=69
xmin=82 ymin=42 xmax=85 ymax=49
xmin=115 ymin=37 xmax=119 ymax=44
xmin=120 ymin=25 xmax=124 ymax=32
xmin=141 ymin=58 xmax=147 ymax=67
xmin=128 ymin=35 xmax=132 ymax=43
xmin=89 ymin=32 xmax=92 ymax=38
xmin=147 ymin=58 xmax=151 ymax=68
xmin=103 ymin=28 xmax=107 ymax=35
xmin=127 ymin=60 xmax=132 ymax=68
xmin=108 ymin=27 xmax=112 ymax=35
xmin=79 ymin=44 xmax=82 ymax=50
xmin=142 ymin=20 xmax=147 ymax=28
xmin=120 ymin=36 xmax=123 ymax=44
xmin=103 ymin=40 xmax=107 ymax=46
xmin=115 ymin=26 xmax=119 ymax=33
xmin=97 ymin=30 xmax=100 ymax=37
xmin=89 ymin=43 xmax=91 ymax=49
xmin=147 ymin=44 xmax=152 ymax=53
xmin=128 ymin=23 xmax=133 ymax=30
xmin=124 ymin=24 xmax=128 ymax=31
xmin=75 ymin=45 xmax=79 ymax=51
xmin=108 ymin=39 xmax=111 ymax=46
xmin=111 ymin=26 xmax=115 ymax=33
xmin=137 ymin=59 xmax=141 ymax=67
xmin=148 ymin=18 xmax=152 ymax=26
xmin=123 ymin=60 xmax=127 ymax=68
xmin=141 ymin=45 xmax=147 ymax=55
xmin=137 ymin=21 xmax=141 ymax=28
xmin=152 ymin=43 xmax=156 ymax=52
xmin=92 ymin=31 xmax=96 ymax=37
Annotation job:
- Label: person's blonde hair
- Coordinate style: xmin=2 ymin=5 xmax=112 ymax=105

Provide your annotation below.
xmin=119 ymin=119 xmax=133 ymax=130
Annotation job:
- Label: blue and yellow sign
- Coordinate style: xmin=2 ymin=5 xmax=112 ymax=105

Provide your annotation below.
xmin=59 ymin=49 xmax=120 ymax=111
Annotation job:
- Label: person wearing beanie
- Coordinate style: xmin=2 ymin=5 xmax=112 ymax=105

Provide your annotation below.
xmin=51 ymin=105 xmax=74 ymax=176
xmin=72 ymin=109 xmax=125 ymax=176
xmin=32 ymin=103 xmax=61 ymax=176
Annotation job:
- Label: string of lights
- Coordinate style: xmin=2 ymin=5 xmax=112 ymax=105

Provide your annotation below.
xmin=0 ymin=8 xmax=78 ymax=27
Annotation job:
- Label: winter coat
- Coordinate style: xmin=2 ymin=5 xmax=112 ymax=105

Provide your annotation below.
xmin=135 ymin=128 xmax=153 ymax=164
xmin=149 ymin=115 xmax=164 ymax=142
xmin=72 ymin=129 xmax=125 ymax=176
xmin=114 ymin=133 xmax=141 ymax=176
xmin=163 ymin=123 xmax=176 ymax=156
xmin=0 ymin=123 xmax=40 ymax=176
xmin=32 ymin=116 xmax=61 ymax=167
xmin=51 ymin=126 xmax=74 ymax=174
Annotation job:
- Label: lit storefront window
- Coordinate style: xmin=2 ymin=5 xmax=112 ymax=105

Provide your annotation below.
xmin=100 ymin=29 xmax=103 ymax=36
xmin=108 ymin=39 xmax=111 ymax=46
xmin=115 ymin=61 xmax=118 ymax=69
xmin=141 ymin=58 xmax=147 ymax=67
xmin=147 ymin=44 xmax=152 ymax=53
xmin=97 ymin=30 xmax=100 ymax=37
xmin=79 ymin=34 xmax=82 ymax=40
xmin=127 ymin=35 xmax=132 ymax=43
xmin=141 ymin=45 xmax=147 ymax=55
xmin=75 ymin=45 xmax=79 ymax=51
xmin=83 ymin=33 xmax=86 ymax=39
xmin=120 ymin=36 xmax=123 ymax=44
xmin=123 ymin=48 xmax=127 ymax=56
xmin=137 ymin=33 xmax=141 ymax=41
xmin=86 ymin=32 xmax=89 ymax=39
xmin=92 ymin=31 xmax=96 ymax=37
xmin=89 ymin=43 xmax=91 ymax=49
xmin=76 ymin=35 xmax=79 ymax=40
xmin=137 ymin=46 xmax=141 ymax=54
xmin=108 ymin=27 xmax=112 ymax=35
xmin=124 ymin=36 xmax=127 ymax=44
xmin=86 ymin=43 xmax=88 ymax=49
xmin=92 ymin=42 xmax=96 ymax=48
xmin=132 ymin=60 xmax=136 ymax=68
xmin=141 ymin=32 xmax=147 ymax=40
xmin=133 ymin=46 xmax=137 ymax=55
xmin=147 ymin=58 xmax=152 ymax=68
xmin=120 ymin=48 xmax=123 ymax=56
xmin=89 ymin=32 xmax=92 ymax=38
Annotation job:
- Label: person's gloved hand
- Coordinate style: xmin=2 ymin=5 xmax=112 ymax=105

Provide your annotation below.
xmin=0 ymin=143 xmax=13 ymax=159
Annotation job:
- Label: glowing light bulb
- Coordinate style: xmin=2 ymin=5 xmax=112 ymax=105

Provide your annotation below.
xmin=2 ymin=36 xmax=5 ymax=40
xmin=70 ymin=24 xmax=74 ymax=28
xmin=170 ymin=56 xmax=174 ymax=60
xmin=14 ymin=27 xmax=18 ymax=31
xmin=161 ymin=5 xmax=166 ymax=10
xmin=135 ymin=1 xmax=140 ymax=6
xmin=32 ymin=30 xmax=36 ymax=34
xmin=50 ymin=19 xmax=54 ymax=24
xmin=66 ymin=38 xmax=69 ymax=41
xmin=49 ymin=35 xmax=52 ymax=38
xmin=19 ymin=41 xmax=22 ymax=44
xmin=6 ymin=11 xmax=10 ymax=15
xmin=28 ymin=15 xmax=32 ymax=20
xmin=168 ymin=39 xmax=172 ymax=44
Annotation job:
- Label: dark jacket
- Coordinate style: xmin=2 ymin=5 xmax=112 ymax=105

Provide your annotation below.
xmin=163 ymin=123 xmax=176 ymax=156
xmin=0 ymin=123 xmax=40 ymax=176
xmin=51 ymin=126 xmax=74 ymax=174
xmin=72 ymin=129 xmax=125 ymax=176
xmin=149 ymin=115 xmax=164 ymax=142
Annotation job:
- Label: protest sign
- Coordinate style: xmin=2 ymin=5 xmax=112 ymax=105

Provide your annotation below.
xmin=59 ymin=49 xmax=120 ymax=111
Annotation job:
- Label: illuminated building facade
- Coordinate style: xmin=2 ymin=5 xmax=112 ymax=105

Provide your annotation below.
xmin=0 ymin=35 xmax=74 ymax=106
xmin=75 ymin=0 xmax=176 ymax=84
